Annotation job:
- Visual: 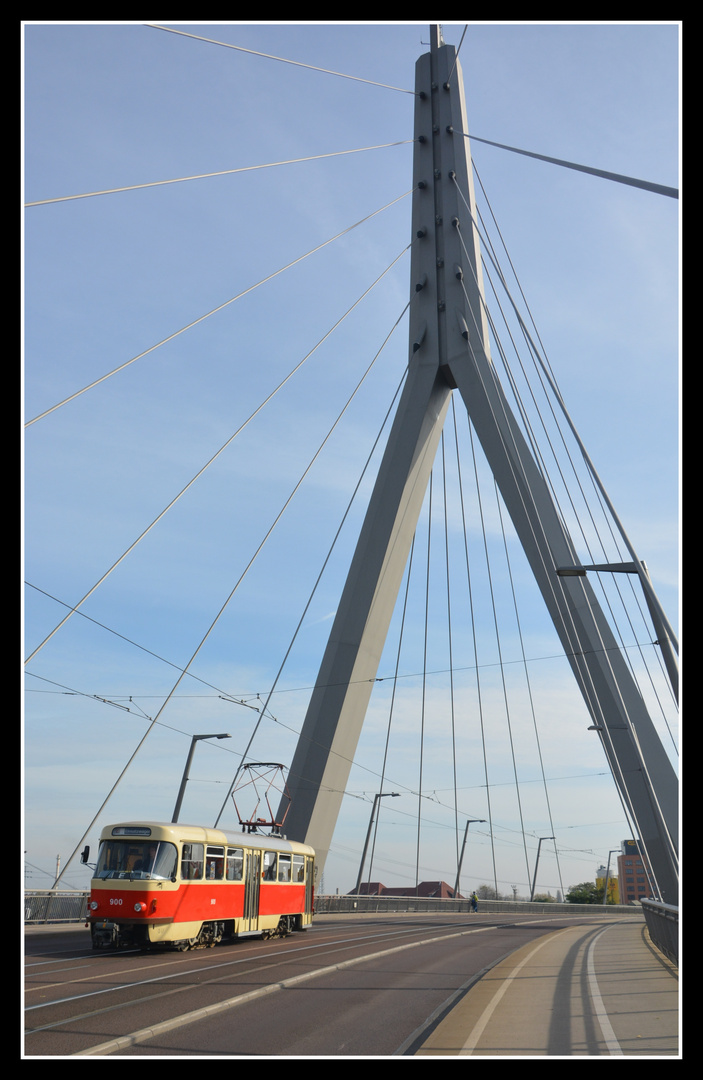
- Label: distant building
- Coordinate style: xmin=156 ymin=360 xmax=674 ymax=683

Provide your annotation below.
xmin=349 ymin=881 xmax=462 ymax=899
xmin=617 ymin=839 xmax=655 ymax=903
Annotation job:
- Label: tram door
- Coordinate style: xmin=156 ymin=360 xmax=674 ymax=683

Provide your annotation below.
xmin=305 ymin=857 xmax=314 ymax=914
xmin=242 ymin=851 xmax=260 ymax=932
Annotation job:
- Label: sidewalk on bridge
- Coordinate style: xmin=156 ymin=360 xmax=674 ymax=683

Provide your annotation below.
xmin=413 ymin=918 xmax=679 ymax=1057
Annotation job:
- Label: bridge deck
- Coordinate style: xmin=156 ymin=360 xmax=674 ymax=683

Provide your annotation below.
xmin=414 ymin=917 xmax=679 ymax=1057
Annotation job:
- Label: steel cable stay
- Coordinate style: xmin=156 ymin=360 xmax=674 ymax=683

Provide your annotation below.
xmin=360 ymin=407 xmax=528 ymax=898
xmin=47 ymin=293 xmax=410 ymax=887
xmin=415 ymin=470 xmax=433 ymax=892
xmin=450 ymin=399 xmax=499 ymax=896
xmin=24 ymin=141 xmax=415 ymax=207
xmin=399 ymin=393 xmax=652 ymax=898
xmin=211 ymin=306 xmax=414 ymax=825
xmin=440 ymin=433 xmax=461 ymax=877
xmin=360 ymin=461 xmax=489 ymax=897
xmin=203 ymin=337 xmax=549 ymax=892
xmin=24 ymin=191 xmax=412 ymax=428
xmin=446 ymin=174 xmax=677 ymax=897
xmin=353 ymin=400 xmax=570 ymax=898
xmin=454 ymin=168 xmax=679 ymax=746
xmin=431 ymin=226 xmax=668 ymax=897
xmin=473 ymin=190 xmax=680 ymax=733
xmin=452 ymin=165 xmax=679 ymax=658
xmin=494 ymin=483 xmax=567 ymax=900
xmin=466 ymin=346 xmax=668 ymax=899
xmin=458 ymin=214 xmax=668 ymax=737
xmin=454 ymin=166 xmax=676 ymax=740
xmin=465 ymin=416 xmax=533 ymax=892
xmin=24 ymin=244 xmax=410 ymax=667
xmin=146 ymin=23 xmax=418 ymax=96
xmin=24 ymin=26 xmax=677 ymax=903
xmin=365 ymin=535 xmax=417 ymax=890
xmin=473 ymin=227 xmax=664 ymax=707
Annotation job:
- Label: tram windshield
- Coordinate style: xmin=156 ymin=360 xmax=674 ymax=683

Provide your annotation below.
xmin=95 ymin=839 xmax=178 ymax=881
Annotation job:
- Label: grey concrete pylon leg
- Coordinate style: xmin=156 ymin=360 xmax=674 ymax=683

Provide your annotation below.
xmin=280 ymin=361 xmax=452 ymax=875
xmin=279 ymin=28 xmax=678 ymax=904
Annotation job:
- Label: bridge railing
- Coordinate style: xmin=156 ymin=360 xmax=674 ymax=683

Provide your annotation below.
xmin=22 ymin=889 xmax=651 ymax=924
xmin=641 ymin=899 xmax=678 ymax=964
xmin=24 ymin=890 xmax=89 ymax=924
xmin=314 ymin=894 xmax=639 ymax=916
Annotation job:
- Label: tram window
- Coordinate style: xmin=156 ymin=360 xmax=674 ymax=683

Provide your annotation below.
xmin=278 ymin=854 xmax=291 ymax=882
xmin=292 ymin=855 xmax=305 ymax=882
xmin=226 ymin=848 xmax=244 ymax=880
xmin=263 ymin=851 xmax=277 ymax=880
xmin=181 ymin=843 xmax=204 ymax=880
xmin=206 ymin=846 xmax=225 ymax=880
xmin=150 ymin=843 xmax=178 ymax=880
xmin=95 ymin=839 xmax=177 ymax=880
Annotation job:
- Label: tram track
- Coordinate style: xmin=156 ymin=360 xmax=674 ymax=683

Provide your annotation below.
xmin=26 ymin=918 xmax=477 ymax=1022
xmin=25 ymin=916 xmax=501 ymax=1053
xmin=25 ymin=914 xmax=621 ymax=1056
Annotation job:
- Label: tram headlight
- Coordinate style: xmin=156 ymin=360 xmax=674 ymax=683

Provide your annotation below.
xmin=134 ymin=902 xmax=147 ymax=913
xmin=89 ymin=901 xmax=98 ymax=910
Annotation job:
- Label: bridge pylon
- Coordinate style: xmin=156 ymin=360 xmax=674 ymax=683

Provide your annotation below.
xmin=278 ymin=26 xmax=678 ymax=904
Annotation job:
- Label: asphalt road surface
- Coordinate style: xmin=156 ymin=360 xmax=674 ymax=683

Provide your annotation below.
xmin=24 ymin=910 xmax=670 ymax=1057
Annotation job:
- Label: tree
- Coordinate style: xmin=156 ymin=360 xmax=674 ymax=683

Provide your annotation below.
xmin=566 ymin=881 xmax=605 ymax=904
xmin=477 ymin=884 xmax=504 ymax=900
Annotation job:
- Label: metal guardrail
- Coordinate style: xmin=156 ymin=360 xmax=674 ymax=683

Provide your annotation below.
xmin=24 ymin=891 xmax=89 ymax=924
xmin=23 ymin=889 xmax=652 ymax=925
xmin=314 ymin=894 xmax=640 ymax=917
xmin=641 ymin=899 xmax=678 ymax=964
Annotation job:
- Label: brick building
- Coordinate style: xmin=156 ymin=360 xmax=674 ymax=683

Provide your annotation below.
xmin=617 ymin=839 xmax=655 ymax=903
xmin=351 ymin=881 xmax=462 ymax=899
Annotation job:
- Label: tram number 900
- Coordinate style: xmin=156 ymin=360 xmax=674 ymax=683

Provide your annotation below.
xmin=109 ymin=898 xmax=123 ymax=906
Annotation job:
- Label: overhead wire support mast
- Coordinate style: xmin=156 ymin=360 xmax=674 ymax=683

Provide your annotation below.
xmin=278 ymin=26 xmax=678 ymax=904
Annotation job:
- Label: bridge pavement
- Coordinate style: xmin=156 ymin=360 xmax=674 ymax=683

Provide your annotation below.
xmin=412 ymin=917 xmax=679 ymax=1057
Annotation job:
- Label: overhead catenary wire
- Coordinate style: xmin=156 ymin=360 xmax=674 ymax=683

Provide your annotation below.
xmin=26 ymin=580 xmax=659 ymax=712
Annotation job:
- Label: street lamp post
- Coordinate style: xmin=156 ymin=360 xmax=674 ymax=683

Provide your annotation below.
xmin=602 ymin=849 xmax=619 ymax=907
xmin=555 ymin=561 xmax=678 ymax=702
xmin=353 ymin=792 xmax=399 ymax=895
xmin=453 ymin=819 xmax=486 ymax=898
xmin=530 ymin=836 xmax=555 ymax=901
xmin=172 ymin=733 xmax=231 ymax=823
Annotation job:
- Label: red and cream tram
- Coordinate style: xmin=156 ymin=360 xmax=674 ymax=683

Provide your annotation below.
xmin=86 ymin=822 xmax=315 ymax=950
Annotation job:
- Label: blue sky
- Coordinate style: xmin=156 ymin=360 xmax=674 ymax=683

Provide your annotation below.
xmin=23 ymin=22 xmax=679 ymax=899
